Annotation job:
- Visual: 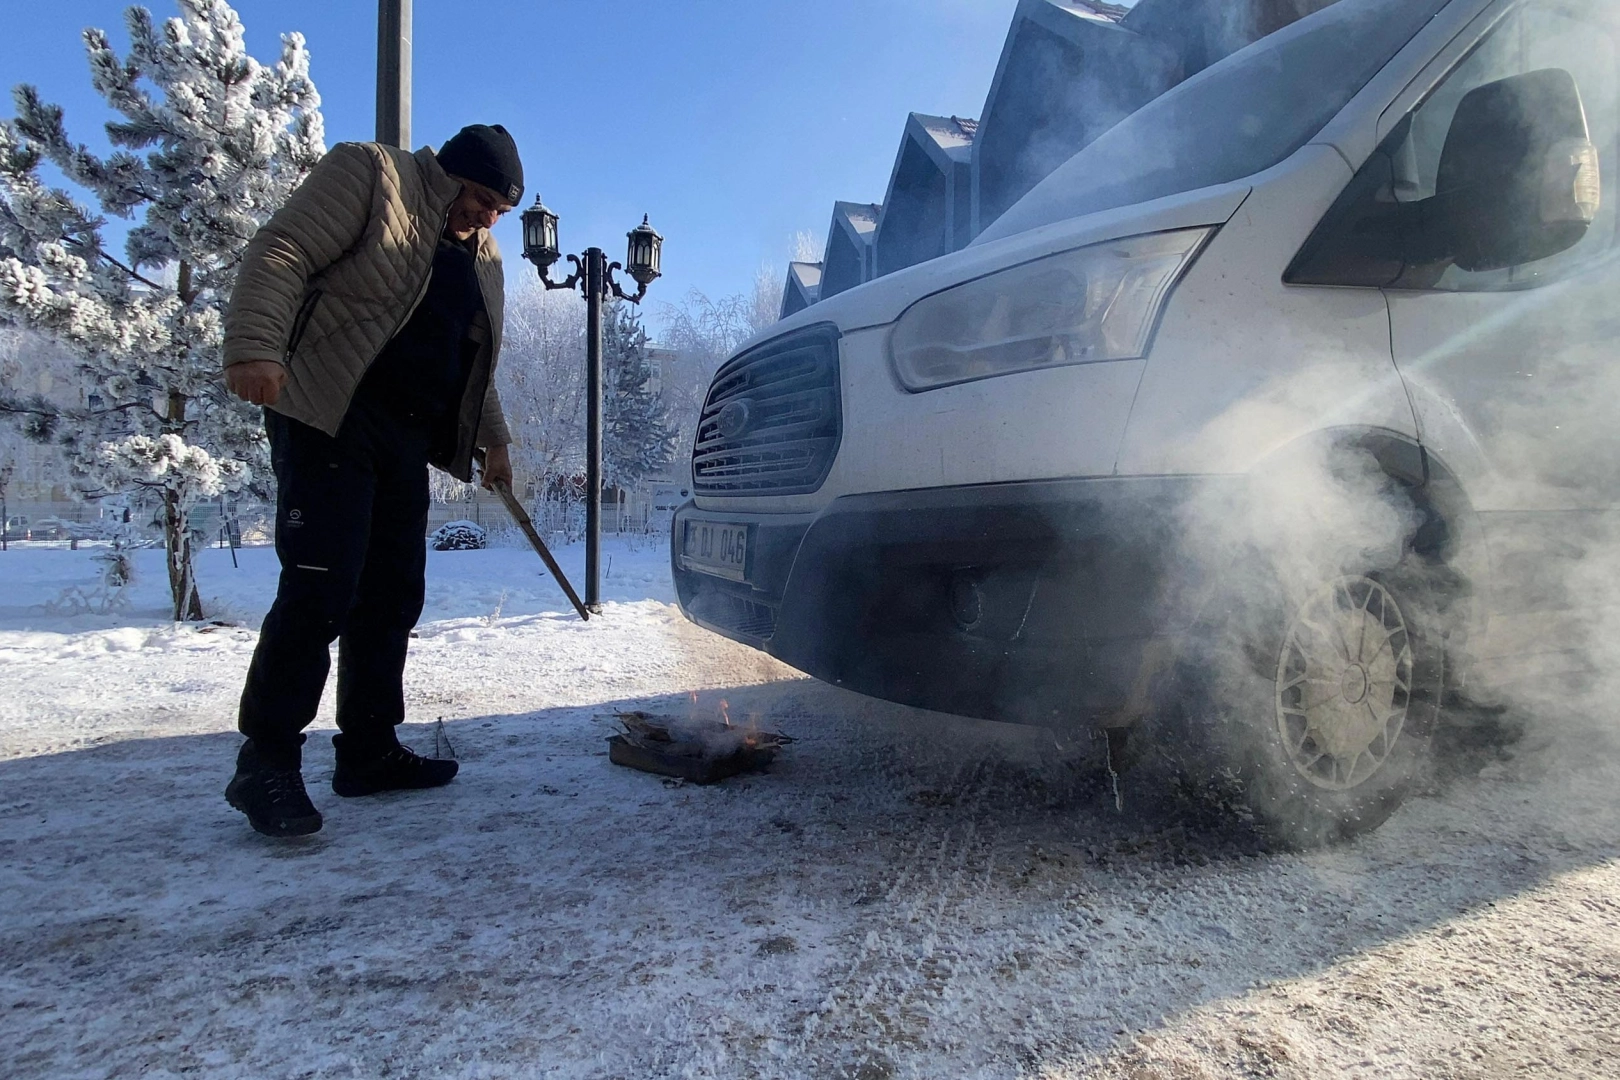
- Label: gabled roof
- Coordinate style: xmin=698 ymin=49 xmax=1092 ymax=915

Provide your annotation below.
xmin=1084 ymin=0 xmax=1131 ymax=16
xmin=833 ymin=201 xmax=881 ymax=240
xmin=871 ymin=112 xmax=979 ymax=277
xmin=780 ymin=260 xmax=824 ymax=319
xmin=972 ymin=0 xmax=1181 ymax=231
xmin=912 ymin=113 xmax=979 ymax=164
xmin=821 ymin=202 xmax=882 ymax=300
xmin=788 ymin=262 xmax=823 ymax=291
xmin=1121 ymin=0 xmax=1341 ymax=78
xmin=1041 ymin=0 xmax=1130 ymax=30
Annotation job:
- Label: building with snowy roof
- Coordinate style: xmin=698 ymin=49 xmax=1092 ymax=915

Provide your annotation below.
xmin=1121 ymin=0 xmax=1340 ymax=79
xmin=780 ymin=261 xmax=823 ymax=320
xmin=871 ymin=114 xmax=979 ymax=278
xmin=819 ymin=201 xmax=881 ymax=301
xmin=972 ymin=0 xmax=1181 ymax=234
xmin=773 ymin=0 xmax=1344 ymax=317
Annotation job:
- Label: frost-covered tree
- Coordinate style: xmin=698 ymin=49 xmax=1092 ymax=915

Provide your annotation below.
xmin=496 ymin=281 xmax=587 ymax=497
xmin=653 ymin=233 xmax=804 ymax=465
xmin=0 ymin=0 xmax=323 ymax=620
xmin=749 ymin=262 xmax=784 ymax=335
xmin=603 ymin=301 xmax=674 ymax=491
xmin=1 ymin=326 xmax=102 ymax=502
xmin=499 ymin=290 xmax=674 ymax=495
xmin=791 ymin=228 xmax=824 ymax=265
xmin=656 ymin=283 xmax=780 ymax=465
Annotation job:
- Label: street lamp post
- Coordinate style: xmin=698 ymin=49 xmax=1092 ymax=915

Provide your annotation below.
xmin=375 ymin=0 xmax=411 ymax=148
xmin=520 ymin=198 xmax=663 ymax=614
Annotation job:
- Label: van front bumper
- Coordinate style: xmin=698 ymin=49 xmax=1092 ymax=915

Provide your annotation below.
xmin=672 ymin=477 xmax=1236 ymax=727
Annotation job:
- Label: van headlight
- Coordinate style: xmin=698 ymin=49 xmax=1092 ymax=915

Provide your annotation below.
xmin=888 ymin=228 xmax=1213 ymax=392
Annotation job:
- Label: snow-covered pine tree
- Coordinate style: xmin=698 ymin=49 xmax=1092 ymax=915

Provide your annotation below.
xmin=0 ymin=0 xmax=324 ymax=620
xmin=602 ymin=300 xmax=675 ymax=493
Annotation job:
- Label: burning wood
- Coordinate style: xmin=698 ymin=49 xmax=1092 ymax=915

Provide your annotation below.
xmin=607 ymin=709 xmax=793 ymax=785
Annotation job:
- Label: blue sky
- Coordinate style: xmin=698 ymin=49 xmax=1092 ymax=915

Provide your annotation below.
xmin=0 ymin=0 xmax=1048 ymax=327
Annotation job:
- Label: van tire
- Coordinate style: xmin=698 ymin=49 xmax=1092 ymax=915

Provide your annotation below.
xmin=1167 ymin=521 xmax=1454 ymax=848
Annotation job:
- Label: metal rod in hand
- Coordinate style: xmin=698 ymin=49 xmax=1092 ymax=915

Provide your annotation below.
xmin=584 ymin=247 xmax=605 ymax=615
xmin=474 ymin=449 xmax=588 ymax=621
xmin=489 ymin=478 xmax=590 ymax=622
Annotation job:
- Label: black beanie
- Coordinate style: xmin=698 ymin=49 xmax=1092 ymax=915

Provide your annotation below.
xmin=437 ymin=124 xmax=524 ymax=205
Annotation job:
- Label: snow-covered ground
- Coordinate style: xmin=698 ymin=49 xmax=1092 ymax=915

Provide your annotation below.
xmin=1 ymin=539 xmax=1616 ymax=1078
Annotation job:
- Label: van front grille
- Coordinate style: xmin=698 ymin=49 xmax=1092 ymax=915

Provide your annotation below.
xmin=692 ymin=323 xmax=841 ymax=496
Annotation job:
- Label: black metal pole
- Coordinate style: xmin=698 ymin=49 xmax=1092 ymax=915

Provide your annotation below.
xmin=585 ymin=247 xmax=605 ymax=613
xmin=376 ymin=0 xmax=411 ymax=148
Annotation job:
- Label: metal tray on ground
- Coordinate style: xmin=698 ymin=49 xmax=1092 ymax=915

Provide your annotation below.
xmin=606 ymin=711 xmax=792 ymax=785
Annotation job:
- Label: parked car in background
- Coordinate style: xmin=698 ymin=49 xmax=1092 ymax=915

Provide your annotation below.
xmin=674 ymin=0 xmax=1618 ymax=845
xmin=27 ymin=517 xmax=73 ymax=540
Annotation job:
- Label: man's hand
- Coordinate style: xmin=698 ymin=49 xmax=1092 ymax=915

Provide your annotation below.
xmin=225 ymin=360 xmax=288 ymax=406
xmin=480 ymin=444 xmax=514 ymax=491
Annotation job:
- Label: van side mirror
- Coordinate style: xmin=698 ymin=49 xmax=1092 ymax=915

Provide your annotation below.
xmin=1428 ymin=68 xmax=1599 ymax=272
xmin=1287 ymin=68 xmax=1600 ymax=288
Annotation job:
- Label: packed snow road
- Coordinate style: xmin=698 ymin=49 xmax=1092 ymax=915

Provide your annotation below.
xmin=0 ymin=543 xmax=1616 ymax=1079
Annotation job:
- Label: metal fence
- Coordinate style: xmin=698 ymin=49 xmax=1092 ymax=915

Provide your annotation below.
xmin=5 ymin=492 xmax=676 ymax=549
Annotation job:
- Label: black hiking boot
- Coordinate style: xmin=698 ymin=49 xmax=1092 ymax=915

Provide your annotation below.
xmin=225 ymin=740 xmax=322 ymax=837
xmin=331 ymin=733 xmax=459 ymax=798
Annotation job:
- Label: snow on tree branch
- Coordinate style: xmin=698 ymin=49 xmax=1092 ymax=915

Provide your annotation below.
xmin=97 ymin=432 xmax=246 ymax=498
xmin=0 ymin=0 xmax=324 ymax=620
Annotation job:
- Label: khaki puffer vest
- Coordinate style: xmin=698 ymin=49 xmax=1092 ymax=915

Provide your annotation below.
xmin=223 ymin=141 xmax=510 ymax=481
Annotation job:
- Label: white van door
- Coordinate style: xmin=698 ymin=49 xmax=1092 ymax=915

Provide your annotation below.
xmin=1385 ymin=0 xmax=1620 ymax=510
xmin=1379 ymin=1 xmax=1620 ymax=632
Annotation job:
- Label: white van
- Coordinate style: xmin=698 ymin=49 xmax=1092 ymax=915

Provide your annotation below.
xmin=674 ymin=0 xmax=1618 ymax=844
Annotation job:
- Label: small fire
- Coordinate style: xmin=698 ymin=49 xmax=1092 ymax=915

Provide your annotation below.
xmin=720 ymin=699 xmax=732 ymax=728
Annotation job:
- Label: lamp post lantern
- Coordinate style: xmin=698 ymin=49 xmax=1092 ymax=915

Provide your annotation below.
xmin=625 ymin=216 xmax=664 ymax=288
xmin=519 ymin=197 xmax=664 ymax=614
xmin=520 ymin=197 xmax=561 ymax=272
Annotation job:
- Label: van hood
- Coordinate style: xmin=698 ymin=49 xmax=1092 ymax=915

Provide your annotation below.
xmin=756 ymin=180 xmax=1251 ymax=345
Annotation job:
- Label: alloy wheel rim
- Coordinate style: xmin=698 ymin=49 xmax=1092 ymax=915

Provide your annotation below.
xmin=1274 ymin=576 xmax=1413 ymax=791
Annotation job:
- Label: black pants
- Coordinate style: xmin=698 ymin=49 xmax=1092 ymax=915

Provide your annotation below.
xmin=238 ymin=403 xmax=431 ymax=766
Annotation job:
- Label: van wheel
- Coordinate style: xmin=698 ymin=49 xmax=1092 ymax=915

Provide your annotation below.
xmin=1182 ymin=565 xmax=1448 ymax=848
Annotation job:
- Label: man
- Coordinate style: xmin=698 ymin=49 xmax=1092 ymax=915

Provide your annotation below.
xmin=221 ymin=124 xmax=524 ymax=838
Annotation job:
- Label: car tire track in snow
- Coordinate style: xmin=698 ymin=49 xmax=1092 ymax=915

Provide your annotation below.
xmin=795 ymin=753 xmax=1006 ymax=1078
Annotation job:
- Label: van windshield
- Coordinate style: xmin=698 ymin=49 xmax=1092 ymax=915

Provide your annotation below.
xmin=978 ymin=0 xmax=1455 ymax=242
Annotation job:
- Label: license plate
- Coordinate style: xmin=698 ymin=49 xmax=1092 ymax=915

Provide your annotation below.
xmin=682 ymin=521 xmax=750 ymax=582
